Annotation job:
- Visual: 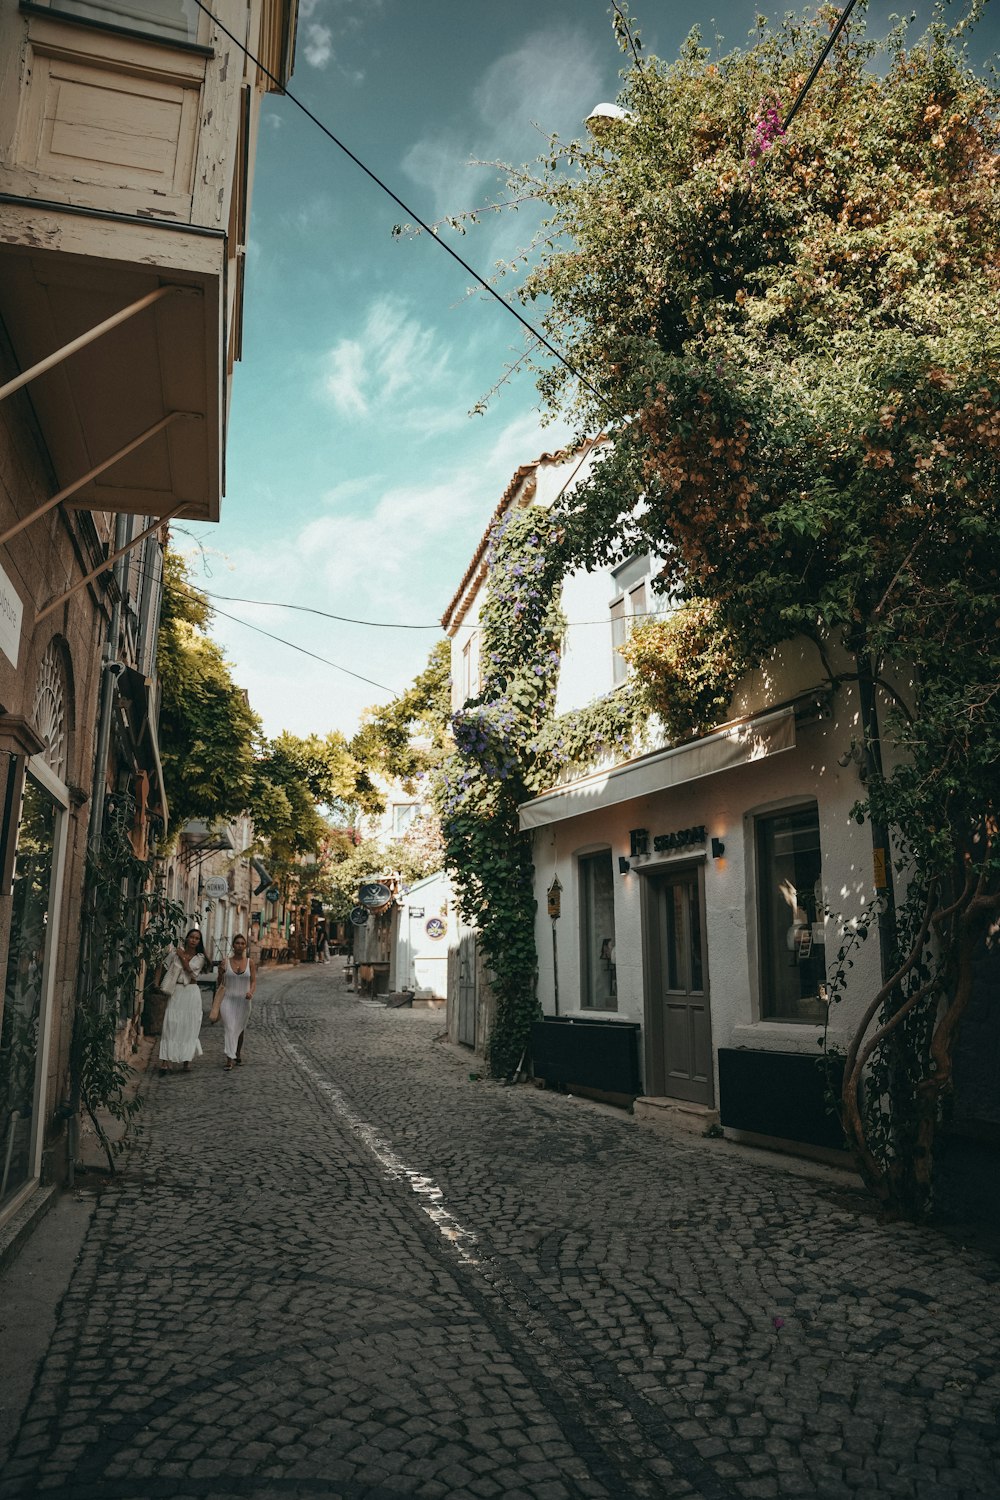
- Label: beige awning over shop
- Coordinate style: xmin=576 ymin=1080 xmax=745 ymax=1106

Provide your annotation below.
xmin=518 ymin=708 xmax=797 ymax=831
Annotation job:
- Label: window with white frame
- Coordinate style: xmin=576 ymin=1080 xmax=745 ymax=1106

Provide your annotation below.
xmin=460 ymin=631 xmax=481 ymax=704
xmin=609 ymin=557 xmax=652 ymax=685
xmin=756 ymin=803 xmax=828 ymax=1023
xmin=392 ymin=803 xmax=419 ymax=836
xmin=579 ymin=850 xmax=617 ymax=1010
xmin=33 ymin=0 xmax=202 ymax=45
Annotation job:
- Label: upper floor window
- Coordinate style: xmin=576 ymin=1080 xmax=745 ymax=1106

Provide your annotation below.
xmin=460 ymin=631 xmax=480 ymax=705
xmin=609 ymin=557 xmax=652 ymax=686
xmin=392 ymin=803 xmax=419 ymax=837
xmin=32 ymin=0 xmax=201 ymax=46
xmin=756 ymin=803 xmax=827 ymax=1024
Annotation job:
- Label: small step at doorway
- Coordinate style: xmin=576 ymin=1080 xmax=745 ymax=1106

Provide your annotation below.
xmin=633 ymin=1096 xmax=720 ymax=1134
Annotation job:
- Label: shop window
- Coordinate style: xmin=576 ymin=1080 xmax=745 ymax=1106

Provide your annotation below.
xmin=30 ymin=0 xmax=201 ymax=45
xmin=579 ymin=850 xmax=616 ymax=1010
xmin=0 ymin=776 xmax=57 ymax=1208
xmin=756 ymin=804 xmax=828 ymax=1023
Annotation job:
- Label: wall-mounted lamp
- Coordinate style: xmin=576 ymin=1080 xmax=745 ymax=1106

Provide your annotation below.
xmin=618 ymin=856 xmax=631 ymax=875
xmin=711 ymin=837 xmax=726 ymax=859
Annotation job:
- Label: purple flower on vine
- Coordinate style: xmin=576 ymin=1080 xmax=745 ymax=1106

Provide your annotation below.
xmin=749 ymin=99 xmax=785 ymax=166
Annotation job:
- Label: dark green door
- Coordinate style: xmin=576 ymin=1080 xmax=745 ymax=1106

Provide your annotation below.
xmin=645 ymin=868 xmax=713 ymax=1105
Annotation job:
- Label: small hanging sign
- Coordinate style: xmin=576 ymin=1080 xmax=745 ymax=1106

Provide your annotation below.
xmin=547 ymin=877 xmax=562 ymax=919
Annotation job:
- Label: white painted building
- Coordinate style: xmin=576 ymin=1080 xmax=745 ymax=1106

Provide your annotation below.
xmin=446 ymin=442 xmax=886 ymax=1155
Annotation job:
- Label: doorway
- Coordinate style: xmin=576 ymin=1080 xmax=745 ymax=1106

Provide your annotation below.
xmin=457 ymin=927 xmax=477 ymax=1048
xmin=644 ymin=865 xmax=714 ymax=1104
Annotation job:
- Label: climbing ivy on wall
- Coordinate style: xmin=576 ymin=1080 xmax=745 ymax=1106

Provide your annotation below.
xmin=437 ymin=507 xmax=652 ymax=1077
xmin=437 ymin=510 xmax=567 ymax=1077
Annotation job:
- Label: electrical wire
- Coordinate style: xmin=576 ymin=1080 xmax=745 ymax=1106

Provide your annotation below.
xmin=203 ymin=598 xmax=397 ymax=695
xmin=782 ymin=0 xmax=861 ymax=131
xmin=189 ymin=0 xmax=855 ymax=444
xmin=173 ymin=573 xmax=678 ymax=632
xmin=189 ymin=0 xmax=616 ymax=422
xmin=177 ymin=579 xmax=441 ymax=630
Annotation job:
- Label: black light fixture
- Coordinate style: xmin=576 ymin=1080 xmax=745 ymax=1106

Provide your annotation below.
xmin=711 ymin=837 xmax=726 ymax=859
xmin=618 ymin=856 xmax=631 ymax=875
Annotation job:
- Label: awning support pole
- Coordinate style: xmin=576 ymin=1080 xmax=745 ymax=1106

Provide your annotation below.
xmin=0 ymin=412 xmax=192 ymax=548
xmin=0 ymin=285 xmax=193 ymax=403
xmin=35 ymin=506 xmax=184 ymax=624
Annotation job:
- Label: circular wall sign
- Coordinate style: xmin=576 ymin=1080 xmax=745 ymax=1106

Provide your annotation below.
xmin=350 ymin=906 xmax=370 ymax=926
xmin=204 ymin=876 xmax=228 ymax=898
xmin=265 ymin=886 xmax=280 ymax=903
xmin=425 ymin=916 xmax=447 ymax=941
xmin=359 ymin=882 xmax=392 ymax=910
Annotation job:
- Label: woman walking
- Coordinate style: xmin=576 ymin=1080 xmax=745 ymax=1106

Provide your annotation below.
xmin=214 ymin=932 xmax=255 ymax=1071
xmin=158 ymin=929 xmax=206 ymax=1075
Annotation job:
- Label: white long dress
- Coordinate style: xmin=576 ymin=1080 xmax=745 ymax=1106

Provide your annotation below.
xmin=220 ymin=960 xmax=253 ymax=1060
xmin=159 ymin=951 xmax=205 ymax=1064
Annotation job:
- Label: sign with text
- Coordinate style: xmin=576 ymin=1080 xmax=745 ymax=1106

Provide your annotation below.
xmin=204 ymin=875 xmax=229 ymax=898
xmin=652 ymin=825 xmax=706 ymax=853
xmin=0 ymin=562 xmax=23 ymax=668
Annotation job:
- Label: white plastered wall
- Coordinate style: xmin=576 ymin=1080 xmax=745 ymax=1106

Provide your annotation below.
xmin=530 ymin=682 xmax=883 ymax=1098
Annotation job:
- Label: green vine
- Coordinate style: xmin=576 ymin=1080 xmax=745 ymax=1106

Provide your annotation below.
xmin=436 ymin=509 xmax=566 ymax=1076
xmin=619 ymin=598 xmax=747 ymax=742
xmin=532 ymin=681 xmax=647 ymax=776
xmin=73 ymin=796 xmax=185 ymax=1172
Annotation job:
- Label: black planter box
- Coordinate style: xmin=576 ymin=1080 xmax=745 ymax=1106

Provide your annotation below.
xmin=531 ymin=1016 xmax=641 ymax=1097
xmin=718 ymin=1047 xmax=846 ymax=1150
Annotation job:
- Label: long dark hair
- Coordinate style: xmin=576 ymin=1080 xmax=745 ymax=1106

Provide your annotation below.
xmin=184 ymin=929 xmax=206 ymax=957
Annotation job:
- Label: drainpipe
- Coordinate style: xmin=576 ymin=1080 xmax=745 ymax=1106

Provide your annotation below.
xmin=856 ymin=652 xmax=898 ymax=982
xmin=69 ymin=516 xmax=129 ymax=1181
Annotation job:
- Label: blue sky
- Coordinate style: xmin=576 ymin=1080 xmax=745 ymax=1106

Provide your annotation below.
xmin=182 ymin=0 xmax=998 ymax=742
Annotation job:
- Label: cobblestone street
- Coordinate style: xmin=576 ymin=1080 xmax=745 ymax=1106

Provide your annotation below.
xmin=3 ymin=965 xmax=999 ymax=1500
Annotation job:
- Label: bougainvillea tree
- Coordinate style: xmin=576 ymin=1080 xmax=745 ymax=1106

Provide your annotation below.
xmin=488 ymin=8 xmax=1000 ymax=1214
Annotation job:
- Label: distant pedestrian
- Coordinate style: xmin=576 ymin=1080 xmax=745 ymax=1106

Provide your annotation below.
xmin=158 ymin=929 xmax=206 ymax=1075
xmin=317 ymin=926 xmax=330 ymax=964
xmin=212 ymin=932 xmax=256 ymax=1071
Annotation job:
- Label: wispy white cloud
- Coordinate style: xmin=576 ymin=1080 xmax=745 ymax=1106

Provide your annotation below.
xmin=303 ymin=22 xmax=333 ymax=69
xmin=402 ymin=26 xmax=602 ymax=223
xmin=295 ymin=0 xmax=378 ymax=76
xmin=181 ymin=410 xmax=574 ymax=737
xmin=320 ymin=296 xmax=450 ymax=421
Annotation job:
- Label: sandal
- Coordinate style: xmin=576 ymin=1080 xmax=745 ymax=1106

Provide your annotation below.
xmin=224 ymin=1060 xmax=234 ymax=1071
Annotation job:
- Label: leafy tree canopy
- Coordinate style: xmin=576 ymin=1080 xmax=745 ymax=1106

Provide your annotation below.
xmin=493 ymin=6 xmax=1000 ymax=1213
xmin=158 ymin=553 xmax=378 ymax=867
xmin=351 ymin=640 xmax=451 ymax=791
xmin=157 ymin=551 xmax=259 ymax=828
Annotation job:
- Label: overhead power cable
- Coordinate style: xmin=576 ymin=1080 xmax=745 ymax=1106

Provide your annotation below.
xmin=190 ymin=0 xmax=614 ymax=420
xmin=175 ymin=573 xmax=679 ymax=632
xmin=177 ymin=578 xmax=441 ymax=630
xmin=203 ymin=596 xmax=397 ymax=695
xmin=782 ymin=0 xmax=860 ymax=131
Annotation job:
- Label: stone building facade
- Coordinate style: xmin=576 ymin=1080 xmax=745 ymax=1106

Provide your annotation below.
xmin=0 ymin=0 xmax=298 ymax=1236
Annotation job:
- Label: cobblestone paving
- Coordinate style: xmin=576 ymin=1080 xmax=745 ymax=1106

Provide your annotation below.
xmin=3 ymin=967 xmax=999 ymax=1499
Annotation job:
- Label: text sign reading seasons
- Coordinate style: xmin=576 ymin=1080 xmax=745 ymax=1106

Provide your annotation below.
xmin=653 ymin=825 xmax=707 ymax=852
xmin=630 ymin=826 xmax=707 ymax=857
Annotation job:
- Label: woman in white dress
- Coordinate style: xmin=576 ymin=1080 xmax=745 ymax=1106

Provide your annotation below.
xmin=213 ymin=932 xmax=255 ymax=1071
xmin=158 ymin=929 xmax=206 ymax=1075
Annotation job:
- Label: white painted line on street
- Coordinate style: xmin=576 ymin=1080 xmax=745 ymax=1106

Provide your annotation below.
xmin=282 ymin=1037 xmax=481 ymax=1267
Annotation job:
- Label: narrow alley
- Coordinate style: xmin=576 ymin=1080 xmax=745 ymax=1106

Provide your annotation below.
xmin=3 ymin=966 xmax=999 ymax=1500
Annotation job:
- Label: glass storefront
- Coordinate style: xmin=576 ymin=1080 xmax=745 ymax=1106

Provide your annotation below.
xmin=756 ymin=803 xmax=827 ymax=1023
xmin=0 ymin=775 xmax=57 ymax=1209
